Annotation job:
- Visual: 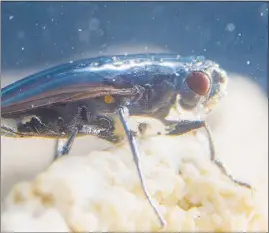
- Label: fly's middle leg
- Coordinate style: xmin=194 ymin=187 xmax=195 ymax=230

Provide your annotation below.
xmin=55 ymin=129 xmax=78 ymax=159
xmin=54 ymin=105 xmax=116 ymax=160
xmin=164 ymin=119 xmax=252 ymax=189
xmin=118 ymin=106 xmax=166 ymax=228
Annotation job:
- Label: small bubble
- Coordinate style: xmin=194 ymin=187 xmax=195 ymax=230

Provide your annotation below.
xmin=89 ymin=18 xmax=100 ymax=31
xmin=9 ymin=15 xmax=14 ymax=20
xmin=259 ymin=4 xmax=268 ymax=18
xmin=31 ymin=105 xmax=34 ymax=108
xmin=238 ymin=33 xmax=242 ymax=36
xmin=144 ymin=46 xmax=148 ymax=51
xmin=203 ymin=48 xmax=207 ymax=52
xmin=72 ymin=46 xmax=75 ymax=50
xmin=112 ymin=56 xmax=118 ymax=62
xmin=69 ymin=60 xmax=73 ymax=63
xmin=246 ymin=60 xmax=251 ymax=65
xmin=124 ymin=52 xmax=128 ymax=56
xmin=43 ymin=26 xmax=46 ymax=30
xmin=225 ymin=23 xmax=235 ymax=32
xmin=78 ymin=28 xmax=82 ymax=32
xmin=21 ymin=47 xmax=25 ymax=51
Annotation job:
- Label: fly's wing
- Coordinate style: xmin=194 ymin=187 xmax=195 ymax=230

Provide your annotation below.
xmin=1 ymin=64 xmax=137 ymax=116
xmin=1 ymin=53 xmax=206 ymax=116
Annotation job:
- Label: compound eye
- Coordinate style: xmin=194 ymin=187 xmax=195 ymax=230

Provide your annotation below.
xmin=185 ymin=71 xmax=211 ymax=96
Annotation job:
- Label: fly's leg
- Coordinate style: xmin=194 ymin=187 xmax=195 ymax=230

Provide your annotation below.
xmin=203 ymin=124 xmax=252 ymax=189
xmin=55 ymin=129 xmax=78 ymax=159
xmin=164 ymin=119 xmax=252 ymax=189
xmin=54 ymin=105 xmax=117 ymax=160
xmin=118 ymin=106 xmax=166 ymax=228
xmin=1 ymin=125 xmax=22 ymax=137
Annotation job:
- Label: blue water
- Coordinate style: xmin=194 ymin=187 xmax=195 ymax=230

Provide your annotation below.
xmin=1 ymin=2 xmax=268 ymax=93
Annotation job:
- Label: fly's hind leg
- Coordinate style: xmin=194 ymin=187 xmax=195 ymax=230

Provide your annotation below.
xmin=1 ymin=125 xmax=22 ymax=137
xmin=163 ymin=119 xmax=252 ymax=189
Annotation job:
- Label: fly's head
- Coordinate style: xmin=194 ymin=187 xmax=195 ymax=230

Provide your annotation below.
xmin=175 ymin=58 xmax=228 ymax=118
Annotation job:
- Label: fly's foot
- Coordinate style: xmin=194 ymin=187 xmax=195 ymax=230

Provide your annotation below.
xmin=213 ymin=159 xmax=252 ymax=189
xmin=138 ymin=122 xmax=148 ymax=136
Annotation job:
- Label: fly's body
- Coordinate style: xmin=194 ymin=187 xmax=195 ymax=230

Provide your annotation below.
xmin=1 ymin=53 xmax=251 ymax=228
xmin=1 ymin=54 xmax=225 ymax=140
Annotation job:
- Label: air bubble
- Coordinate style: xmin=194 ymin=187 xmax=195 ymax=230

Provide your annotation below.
xmin=89 ymin=18 xmax=100 ymax=31
xmin=112 ymin=56 xmax=118 ymax=62
xmin=225 ymin=23 xmax=235 ymax=32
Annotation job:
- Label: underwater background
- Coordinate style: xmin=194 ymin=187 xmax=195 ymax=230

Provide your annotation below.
xmin=1 ymin=2 xmax=268 ymax=93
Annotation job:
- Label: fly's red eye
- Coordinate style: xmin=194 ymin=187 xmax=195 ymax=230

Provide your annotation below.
xmin=185 ymin=71 xmax=211 ymax=96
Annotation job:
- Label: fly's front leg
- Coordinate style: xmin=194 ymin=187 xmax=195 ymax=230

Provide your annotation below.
xmin=164 ymin=119 xmax=252 ymax=189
